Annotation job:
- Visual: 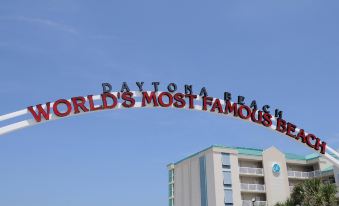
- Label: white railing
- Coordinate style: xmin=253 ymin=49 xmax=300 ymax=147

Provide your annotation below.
xmin=239 ymin=167 xmax=264 ymax=176
xmin=242 ymin=200 xmax=267 ymax=206
xmin=240 ymin=183 xmax=266 ymax=192
xmin=287 ymin=170 xmax=321 ymax=179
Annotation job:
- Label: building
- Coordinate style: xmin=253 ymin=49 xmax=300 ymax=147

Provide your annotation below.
xmin=167 ymin=145 xmax=339 ymax=206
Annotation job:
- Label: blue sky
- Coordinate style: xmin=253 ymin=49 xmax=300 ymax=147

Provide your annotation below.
xmin=0 ymin=0 xmax=339 ymax=205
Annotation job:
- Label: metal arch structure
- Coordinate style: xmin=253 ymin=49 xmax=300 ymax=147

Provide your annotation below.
xmin=1 ymin=90 xmax=339 ymax=167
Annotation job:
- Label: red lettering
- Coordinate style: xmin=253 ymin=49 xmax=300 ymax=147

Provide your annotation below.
xmin=71 ymin=96 xmax=89 ymax=114
xmin=314 ymin=138 xmax=327 ymax=154
xmin=286 ymin=123 xmax=297 ymax=138
xmin=262 ymin=113 xmax=272 ymax=127
xmin=210 ymin=99 xmax=223 ymax=113
xmin=101 ymin=93 xmax=118 ymax=109
xmin=238 ymin=105 xmax=251 ymax=119
xmin=276 ymin=118 xmax=286 ymax=133
xmin=142 ymin=92 xmax=158 ymax=107
xmin=87 ymin=95 xmax=103 ymax=111
xmin=185 ymin=94 xmax=197 ymax=109
xmin=53 ymin=99 xmax=72 ymax=117
xmin=251 ymin=110 xmax=262 ymax=124
xmin=158 ymin=92 xmax=173 ymax=107
xmin=173 ymin=93 xmax=186 ymax=108
xmin=122 ymin=92 xmax=135 ymax=108
xmin=306 ymin=134 xmax=316 ymax=148
xmin=296 ymin=129 xmax=307 ymax=143
xmin=27 ymin=103 xmax=51 ymax=122
xmin=224 ymin=101 xmax=238 ymax=116
xmin=202 ymin=97 xmax=213 ymax=111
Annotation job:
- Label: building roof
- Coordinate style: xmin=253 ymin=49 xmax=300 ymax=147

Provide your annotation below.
xmin=171 ymin=145 xmax=322 ymax=166
xmin=215 ymin=145 xmax=321 ymax=161
xmin=169 ymin=145 xmax=335 ymax=174
xmin=322 ymin=165 xmax=334 ymax=173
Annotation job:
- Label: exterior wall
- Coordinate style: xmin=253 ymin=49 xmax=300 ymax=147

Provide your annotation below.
xmin=172 ymin=147 xmax=241 ymax=206
xmin=241 ymin=193 xmax=266 ymax=201
xmin=213 ymin=147 xmax=241 ymax=206
xmin=287 ymin=164 xmax=314 ymax=172
xmin=205 ymin=150 xmax=217 ymax=206
xmin=172 ymin=148 xmax=223 ymax=206
xmin=334 ymin=166 xmax=339 ymax=190
xmin=319 ymin=157 xmax=333 ymax=171
xmin=191 ymin=160 xmax=201 ymax=206
xmin=170 ymin=146 xmax=337 ymax=206
xmin=238 ymin=160 xmax=262 ymax=168
xmin=262 ymin=147 xmax=290 ymax=206
xmin=229 ymin=152 xmax=241 ymax=206
xmin=240 ymin=176 xmax=265 ymax=184
xmin=212 ymin=151 xmax=225 ymax=206
xmin=173 ymin=152 xmax=202 ymax=206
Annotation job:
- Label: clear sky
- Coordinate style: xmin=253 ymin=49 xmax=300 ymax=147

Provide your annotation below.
xmin=0 ymin=1 xmax=339 ymax=206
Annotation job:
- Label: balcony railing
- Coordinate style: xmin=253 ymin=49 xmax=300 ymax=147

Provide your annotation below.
xmin=242 ymin=200 xmax=267 ymax=206
xmin=239 ymin=167 xmax=264 ymax=176
xmin=287 ymin=170 xmax=321 ymax=179
xmin=240 ymin=183 xmax=266 ymax=192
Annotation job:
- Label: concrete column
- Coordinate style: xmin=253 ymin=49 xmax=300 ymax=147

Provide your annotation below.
xmin=262 ymin=147 xmax=290 ymax=206
xmin=229 ymin=152 xmax=242 ymax=206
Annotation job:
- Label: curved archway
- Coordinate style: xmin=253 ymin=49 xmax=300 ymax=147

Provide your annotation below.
xmin=1 ymin=91 xmax=339 ymax=167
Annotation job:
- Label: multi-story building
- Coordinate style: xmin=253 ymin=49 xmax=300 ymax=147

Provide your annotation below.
xmin=167 ymin=145 xmax=339 ymax=206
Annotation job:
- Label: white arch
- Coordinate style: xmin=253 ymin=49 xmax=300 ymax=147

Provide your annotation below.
xmin=1 ymin=91 xmax=339 ymax=167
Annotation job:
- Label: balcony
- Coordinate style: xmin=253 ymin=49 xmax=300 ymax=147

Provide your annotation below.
xmin=287 ymin=170 xmax=321 ymax=179
xmin=242 ymin=200 xmax=267 ymax=206
xmin=240 ymin=183 xmax=266 ymax=193
xmin=239 ymin=167 xmax=264 ymax=176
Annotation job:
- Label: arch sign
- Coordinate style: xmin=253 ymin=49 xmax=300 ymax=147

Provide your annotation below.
xmin=1 ymin=82 xmax=339 ymax=167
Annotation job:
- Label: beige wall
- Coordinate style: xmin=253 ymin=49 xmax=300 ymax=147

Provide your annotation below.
xmin=205 ymin=150 xmax=217 ymax=206
xmin=262 ymin=147 xmax=290 ymax=206
xmin=238 ymin=160 xmax=263 ymax=168
xmin=241 ymin=193 xmax=266 ymax=201
xmin=212 ymin=147 xmax=241 ymax=205
xmin=173 ymin=148 xmax=224 ymax=206
xmin=173 ymin=152 xmax=201 ymax=206
xmin=319 ymin=157 xmax=333 ymax=171
xmin=173 ymin=147 xmax=241 ymax=206
xmin=286 ymin=163 xmax=314 ymax=172
xmin=171 ymin=146 xmax=334 ymax=206
xmin=240 ymin=176 xmax=265 ymax=184
xmin=334 ymin=166 xmax=339 ymax=188
xmin=212 ymin=150 xmax=225 ymax=206
xmin=229 ymin=152 xmax=242 ymax=206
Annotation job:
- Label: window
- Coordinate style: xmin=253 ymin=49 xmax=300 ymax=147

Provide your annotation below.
xmin=169 ymin=198 xmax=174 ymax=206
xmin=223 ymin=155 xmax=233 ymax=205
xmin=199 ymin=156 xmax=208 ymax=206
xmin=222 ymin=154 xmax=231 ymax=169
xmin=224 ymin=189 xmax=233 ymax=204
xmin=169 ymin=169 xmax=174 ymax=183
xmin=223 ymin=171 xmax=232 ymax=187
xmin=169 ymin=184 xmax=173 ymax=197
